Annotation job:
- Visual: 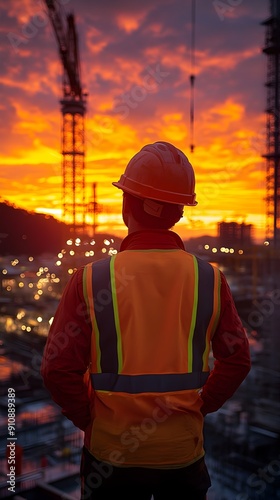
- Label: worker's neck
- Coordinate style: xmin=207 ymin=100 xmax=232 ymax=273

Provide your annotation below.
xmin=127 ymin=222 xmax=171 ymax=235
xmin=125 ymin=213 xmax=170 ymax=235
xmin=127 ymin=221 xmax=149 ymax=234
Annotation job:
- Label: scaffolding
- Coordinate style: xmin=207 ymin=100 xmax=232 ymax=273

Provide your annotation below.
xmin=45 ymin=1 xmax=87 ymax=235
xmin=61 ymin=98 xmax=86 ymax=233
xmin=262 ymin=0 xmax=280 ymax=247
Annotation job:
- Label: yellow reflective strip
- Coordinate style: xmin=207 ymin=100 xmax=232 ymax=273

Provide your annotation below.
xmin=83 ymin=263 xmax=101 ymax=373
xmin=188 ymin=255 xmax=198 ymax=371
xmin=110 ymin=255 xmax=123 ymax=373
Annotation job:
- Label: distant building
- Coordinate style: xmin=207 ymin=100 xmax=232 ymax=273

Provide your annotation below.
xmin=218 ymin=222 xmax=253 ymax=248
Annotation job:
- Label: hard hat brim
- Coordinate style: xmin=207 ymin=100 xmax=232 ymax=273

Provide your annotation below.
xmin=112 ymin=176 xmax=197 ymax=206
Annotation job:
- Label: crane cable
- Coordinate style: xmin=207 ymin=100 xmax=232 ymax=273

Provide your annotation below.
xmin=189 ymin=0 xmax=196 ymax=153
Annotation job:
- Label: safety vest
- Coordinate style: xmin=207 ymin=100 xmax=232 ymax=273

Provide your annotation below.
xmin=83 ymin=249 xmax=221 ymax=467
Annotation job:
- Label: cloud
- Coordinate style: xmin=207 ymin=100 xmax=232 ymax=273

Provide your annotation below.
xmin=0 ymin=0 xmax=271 ymax=241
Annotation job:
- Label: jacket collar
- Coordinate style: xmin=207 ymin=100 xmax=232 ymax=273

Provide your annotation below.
xmin=120 ymin=229 xmax=185 ymax=251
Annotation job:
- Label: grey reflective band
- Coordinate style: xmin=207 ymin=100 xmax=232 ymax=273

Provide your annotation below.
xmin=90 ymin=371 xmax=209 ymax=393
xmin=92 ymin=257 xmax=119 ymax=372
xmin=192 ymin=257 xmax=214 ymax=371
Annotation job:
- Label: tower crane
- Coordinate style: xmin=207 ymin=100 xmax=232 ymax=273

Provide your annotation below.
xmin=262 ymin=0 xmax=280 ymax=247
xmin=44 ymin=0 xmax=87 ymax=235
xmin=189 ymin=0 xmax=196 ymax=154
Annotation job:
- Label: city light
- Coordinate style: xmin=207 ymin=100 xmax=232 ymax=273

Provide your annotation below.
xmin=0 ymin=235 xmax=120 ymax=341
xmin=16 ymin=311 xmax=25 ymax=320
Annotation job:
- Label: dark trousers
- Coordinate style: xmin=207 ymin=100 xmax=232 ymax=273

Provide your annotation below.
xmin=80 ymin=446 xmax=211 ymax=500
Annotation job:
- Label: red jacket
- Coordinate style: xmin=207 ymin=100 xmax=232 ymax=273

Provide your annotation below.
xmin=41 ymin=230 xmax=251 ymax=456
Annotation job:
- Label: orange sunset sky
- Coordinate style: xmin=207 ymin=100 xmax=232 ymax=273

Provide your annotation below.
xmin=0 ymin=0 xmax=270 ymax=243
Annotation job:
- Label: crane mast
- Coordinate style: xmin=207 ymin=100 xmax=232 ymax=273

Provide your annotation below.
xmin=44 ymin=0 xmax=86 ymax=235
xmin=262 ymin=0 xmax=280 ymax=247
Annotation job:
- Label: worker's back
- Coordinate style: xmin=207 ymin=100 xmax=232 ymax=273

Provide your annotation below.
xmin=83 ymin=246 xmax=220 ymax=467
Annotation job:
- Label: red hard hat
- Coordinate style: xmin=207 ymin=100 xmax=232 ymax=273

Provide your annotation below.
xmin=112 ymin=141 xmax=197 ymax=206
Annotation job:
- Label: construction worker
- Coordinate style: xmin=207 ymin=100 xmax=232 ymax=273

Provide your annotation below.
xmin=41 ymin=141 xmax=251 ymax=500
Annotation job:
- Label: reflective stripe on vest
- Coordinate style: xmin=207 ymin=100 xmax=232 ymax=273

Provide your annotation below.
xmin=83 ymin=253 xmax=220 ymax=393
xmin=91 ymin=256 xmax=120 ymax=373
xmin=91 ymin=371 xmax=209 ymax=393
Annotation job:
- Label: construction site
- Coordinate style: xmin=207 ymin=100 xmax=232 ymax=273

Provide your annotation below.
xmin=0 ymin=0 xmax=280 ymax=499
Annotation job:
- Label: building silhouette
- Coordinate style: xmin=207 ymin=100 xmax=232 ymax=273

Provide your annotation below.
xmin=218 ymin=221 xmax=253 ymax=248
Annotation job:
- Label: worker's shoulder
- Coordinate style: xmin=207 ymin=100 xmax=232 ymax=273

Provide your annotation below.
xmin=92 ymin=256 xmax=111 ymax=267
xmin=184 ymin=251 xmax=213 ymax=266
xmin=83 ymin=256 xmax=111 ymax=271
xmin=189 ymin=253 xmax=224 ymax=277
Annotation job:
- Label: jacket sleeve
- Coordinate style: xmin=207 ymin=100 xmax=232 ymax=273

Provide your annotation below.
xmin=200 ymin=271 xmax=251 ymax=416
xmin=41 ymin=267 xmax=92 ymax=431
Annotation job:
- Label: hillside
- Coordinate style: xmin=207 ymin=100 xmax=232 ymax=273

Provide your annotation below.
xmin=0 ymin=201 xmax=73 ymax=256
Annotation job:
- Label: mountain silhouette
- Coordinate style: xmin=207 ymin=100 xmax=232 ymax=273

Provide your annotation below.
xmin=0 ymin=201 xmax=74 ymax=256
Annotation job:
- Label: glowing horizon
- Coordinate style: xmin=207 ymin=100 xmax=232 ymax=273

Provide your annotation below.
xmin=0 ymin=1 xmax=269 ymax=243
